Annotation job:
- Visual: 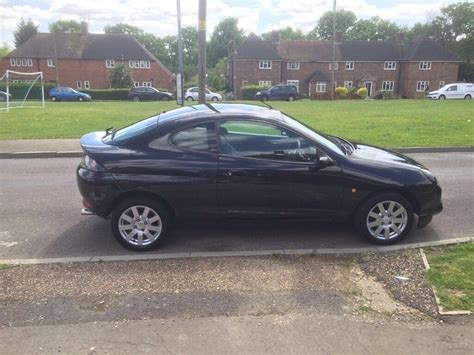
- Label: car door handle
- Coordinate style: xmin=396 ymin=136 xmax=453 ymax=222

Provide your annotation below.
xmin=221 ymin=170 xmax=248 ymax=178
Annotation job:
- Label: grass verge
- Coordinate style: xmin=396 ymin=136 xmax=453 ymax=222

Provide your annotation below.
xmin=0 ymin=99 xmax=473 ymax=147
xmin=425 ymin=243 xmax=474 ymax=312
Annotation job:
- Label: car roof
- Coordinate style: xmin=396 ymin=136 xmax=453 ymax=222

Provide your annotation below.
xmin=158 ymin=103 xmax=284 ymax=125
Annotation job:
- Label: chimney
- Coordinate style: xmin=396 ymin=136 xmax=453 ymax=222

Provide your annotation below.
xmin=334 ymin=31 xmax=343 ymax=43
xmin=271 ymin=30 xmax=280 ymax=45
xmin=80 ymin=21 xmax=89 ymax=36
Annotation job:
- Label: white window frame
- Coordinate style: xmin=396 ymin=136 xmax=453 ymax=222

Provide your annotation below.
xmin=259 ymin=60 xmax=272 ymax=70
xmin=241 ymin=80 xmax=248 ymax=86
xmin=345 ymin=61 xmax=354 ymax=70
xmin=329 ymin=62 xmax=338 ymax=70
xmin=139 ymin=60 xmax=146 ymax=69
xmin=145 ymin=61 xmax=150 ymax=69
xmin=133 ymin=81 xmax=140 ymax=88
xmin=344 ymin=81 xmax=353 ymax=88
xmin=76 ymin=81 xmax=83 ymax=89
xmin=416 ymin=81 xmax=429 ymax=92
xmin=10 ymin=58 xmax=16 ymax=66
xmin=315 ymin=82 xmax=326 ymax=93
xmin=47 ymin=58 xmax=56 ymax=67
xmin=419 ymin=61 xmax=432 ymax=70
xmin=384 ymin=61 xmax=397 ymax=70
xmin=84 ymin=81 xmax=90 ymax=89
xmin=287 ymin=61 xmax=300 ymax=70
xmin=382 ymin=81 xmax=394 ymax=91
xmin=439 ymin=81 xmax=445 ymax=88
xmin=106 ymin=60 xmax=115 ymax=68
xmin=21 ymin=58 xmax=27 ymax=67
xmin=258 ymin=80 xmax=271 ymax=87
xmin=142 ymin=82 xmax=152 ymax=87
xmin=287 ymin=80 xmax=299 ymax=91
xmin=128 ymin=60 xmax=134 ymax=68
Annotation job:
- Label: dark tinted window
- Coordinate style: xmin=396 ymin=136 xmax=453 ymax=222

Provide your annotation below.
xmin=105 ymin=115 xmax=158 ymax=145
xmin=171 ymin=122 xmax=216 ymax=152
xmin=219 ymin=120 xmax=317 ymax=162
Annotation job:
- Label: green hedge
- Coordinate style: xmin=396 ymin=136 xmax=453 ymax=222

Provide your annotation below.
xmin=240 ymin=84 xmax=270 ymax=100
xmin=81 ymin=89 xmax=129 ymax=100
xmin=0 ymin=83 xmax=55 ymax=100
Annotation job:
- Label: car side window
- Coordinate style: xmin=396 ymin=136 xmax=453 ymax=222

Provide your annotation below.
xmin=170 ymin=122 xmax=216 ymax=152
xmin=219 ymin=120 xmax=317 ymax=163
xmin=448 ymin=85 xmax=457 ymax=91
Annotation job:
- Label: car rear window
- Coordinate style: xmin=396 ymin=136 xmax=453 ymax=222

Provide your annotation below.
xmin=104 ymin=115 xmax=158 ymax=145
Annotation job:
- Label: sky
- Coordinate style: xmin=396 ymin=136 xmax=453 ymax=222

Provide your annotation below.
xmin=0 ymin=0 xmax=461 ymax=47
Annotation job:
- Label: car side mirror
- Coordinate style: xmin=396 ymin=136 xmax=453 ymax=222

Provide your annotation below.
xmin=316 ymin=155 xmax=334 ymax=169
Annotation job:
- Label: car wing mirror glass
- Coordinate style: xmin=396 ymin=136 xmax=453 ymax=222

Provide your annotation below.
xmin=316 ymin=155 xmax=334 ymax=168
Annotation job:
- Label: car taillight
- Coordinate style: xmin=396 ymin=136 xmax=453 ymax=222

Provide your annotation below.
xmin=81 ymin=154 xmax=106 ymax=172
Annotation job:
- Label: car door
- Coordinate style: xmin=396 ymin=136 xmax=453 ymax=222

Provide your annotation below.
xmin=446 ymin=85 xmax=457 ymax=99
xmin=217 ymin=119 xmax=343 ymax=218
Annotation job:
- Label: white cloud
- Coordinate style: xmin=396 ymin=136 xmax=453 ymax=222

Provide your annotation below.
xmin=0 ymin=0 xmax=457 ymax=47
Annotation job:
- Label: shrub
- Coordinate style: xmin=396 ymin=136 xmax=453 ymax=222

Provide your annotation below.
xmin=373 ymin=90 xmax=400 ymax=100
xmin=81 ymin=89 xmax=129 ymax=100
xmin=240 ymin=84 xmax=270 ymax=100
xmin=356 ymin=87 xmax=368 ymax=99
xmin=335 ymin=86 xmax=348 ymax=99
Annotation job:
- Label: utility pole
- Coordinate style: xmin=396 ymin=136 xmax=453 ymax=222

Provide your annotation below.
xmin=176 ymin=0 xmax=184 ymax=106
xmin=331 ymin=0 xmax=336 ymax=101
xmin=197 ymin=0 xmax=207 ymax=104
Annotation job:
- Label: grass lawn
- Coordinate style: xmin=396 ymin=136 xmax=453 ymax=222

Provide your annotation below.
xmin=0 ymin=99 xmax=472 ymax=147
xmin=425 ymin=243 xmax=474 ymax=312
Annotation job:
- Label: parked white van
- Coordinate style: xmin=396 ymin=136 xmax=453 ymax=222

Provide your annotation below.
xmin=426 ymin=83 xmax=473 ymax=100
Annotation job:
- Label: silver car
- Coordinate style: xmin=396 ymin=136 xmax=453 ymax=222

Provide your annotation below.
xmin=185 ymin=87 xmax=222 ymax=101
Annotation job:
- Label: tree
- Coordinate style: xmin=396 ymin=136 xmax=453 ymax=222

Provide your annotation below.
xmin=0 ymin=43 xmax=10 ymax=58
xmin=261 ymin=27 xmax=306 ymax=41
xmin=307 ymin=10 xmax=357 ymax=40
xmin=109 ymin=64 xmax=133 ymax=88
xmin=346 ymin=17 xmax=402 ymax=41
xmin=14 ymin=18 xmax=38 ymax=47
xmin=208 ymin=58 xmax=227 ymax=91
xmin=207 ymin=18 xmax=245 ymax=67
xmin=49 ymin=20 xmax=81 ymax=33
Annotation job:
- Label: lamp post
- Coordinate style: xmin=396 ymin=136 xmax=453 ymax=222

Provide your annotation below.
xmin=176 ymin=0 xmax=184 ymax=106
xmin=197 ymin=0 xmax=207 ymax=104
xmin=331 ymin=0 xmax=336 ymax=101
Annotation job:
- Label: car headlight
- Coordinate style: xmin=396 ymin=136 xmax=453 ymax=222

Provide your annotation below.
xmin=256 ymin=91 xmax=261 ymax=95
xmin=421 ymin=168 xmax=437 ymax=183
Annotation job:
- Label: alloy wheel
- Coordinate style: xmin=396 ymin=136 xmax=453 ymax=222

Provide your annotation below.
xmin=366 ymin=200 xmax=408 ymax=241
xmin=118 ymin=205 xmax=162 ymax=246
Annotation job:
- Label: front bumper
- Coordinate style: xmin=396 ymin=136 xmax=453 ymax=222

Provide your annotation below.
xmin=415 ymin=184 xmax=443 ymax=217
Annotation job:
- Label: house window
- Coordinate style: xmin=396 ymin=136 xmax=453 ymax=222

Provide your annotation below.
xmin=382 ymin=81 xmax=394 ymax=91
xmin=419 ymin=61 xmax=432 ymax=70
xmin=287 ymin=61 xmax=300 ymax=70
xmin=142 ymin=82 xmax=152 ymax=87
xmin=128 ymin=60 xmax=134 ymax=68
xmin=416 ymin=81 xmax=429 ymax=92
xmin=10 ymin=58 xmax=33 ymax=67
xmin=76 ymin=81 xmax=82 ymax=89
xmin=106 ymin=60 xmax=115 ymax=68
xmin=84 ymin=81 xmax=90 ymax=89
xmin=47 ymin=58 xmax=56 ymax=67
xmin=241 ymin=80 xmax=248 ymax=86
xmin=258 ymin=80 xmax=272 ymax=87
xmin=287 ymin=80 xmax=299 ymax=91
xmin=134 ymin=82 xmax=140 ymax=87
xmin=139 ymin=60 xmax=146 ymax=69
xmin=259 ymin=60 xmax=272 ymax=69
xmin=329 ymin=62 xmax=338 ymax=70
xmin=315 ymin=82 xmax=326 ymax=93
xmin=384 ymin=61 xmax=397 ymax=70
xmin=10 ymin=58 xmax=15 ymax=66
xmin=345 ymin=61 xmax=354 ymax=70
xmin=344 ymin=81 xmax=353 ymax=88
xmin=439 ymin=81 xmax=445 ymax=88
xmin=145 ymin=61 xmax=150 ymax=69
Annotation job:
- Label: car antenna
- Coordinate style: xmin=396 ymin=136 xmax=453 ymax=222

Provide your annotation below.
xmin=260 ymin=100 xmax=273 ymax=110
xmin=205 ymin=103 xmax=220 ymax=113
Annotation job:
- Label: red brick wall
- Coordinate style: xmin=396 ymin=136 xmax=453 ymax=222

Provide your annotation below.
xmin=400 ymin=62 xmax=459 ymax=99
xmin=233 ymin=59 xmax=283 ymax=97
xmin=0 ymin=58 xmax=174 ymax=90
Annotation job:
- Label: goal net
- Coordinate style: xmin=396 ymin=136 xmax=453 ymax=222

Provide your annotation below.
xmin=0 ymin=70 xmax=45 ymax=112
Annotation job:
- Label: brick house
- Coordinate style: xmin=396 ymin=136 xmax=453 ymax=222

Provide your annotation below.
xmin=0 ymin=24 xmax=174 ymax=90
xmin=228 ymin=33 xmax=461 ymax=99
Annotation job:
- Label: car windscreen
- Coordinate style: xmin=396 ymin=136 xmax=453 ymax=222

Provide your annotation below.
xmin=104 ymin=115 xmax=159 ymax=145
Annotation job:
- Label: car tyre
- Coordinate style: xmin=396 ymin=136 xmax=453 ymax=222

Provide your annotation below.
xmin=354 ymin=192 xmax=414 ymax=245
xmin=464 ymin=94 xmax=471 ymax=100
xmin=288 ymin=95 xmax=295 ymax=102
xmin=211 ymin=96 xmax=218 ymax=101
xmin=186 ymin=96 xmax=194 ymax=101
xmin=78 ymin=97 xmax=84 ymax=102
xmin=133 ymin=96 xmax=141 ymax=102
xmin=111 ymin=197 xmax=171 ymax=251
xmin=439 ymin=95 xmax=446 ymax=100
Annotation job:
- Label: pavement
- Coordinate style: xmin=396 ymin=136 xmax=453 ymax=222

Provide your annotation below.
xmin=0 ymin=152 xmax=473 ymax=261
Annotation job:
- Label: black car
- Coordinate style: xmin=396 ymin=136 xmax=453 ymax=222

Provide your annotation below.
xmin=128 ymin=87 xmax=174 ymax=101
xmin=77 ymin=104 xmax=442 ymax=251
xmin=255 ymin=85 xmax=299 ymax=101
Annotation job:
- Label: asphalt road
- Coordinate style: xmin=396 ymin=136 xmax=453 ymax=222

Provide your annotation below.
xmin=0 ymin=152 xmax=472 ymax=260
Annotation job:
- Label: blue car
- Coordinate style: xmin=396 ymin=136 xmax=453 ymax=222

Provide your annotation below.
xmin=49 ymin=87 xmax=91 ymax=102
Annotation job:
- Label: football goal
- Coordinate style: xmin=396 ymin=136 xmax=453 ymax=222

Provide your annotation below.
xmin=0 ymin=70 xmax=45 ymax=112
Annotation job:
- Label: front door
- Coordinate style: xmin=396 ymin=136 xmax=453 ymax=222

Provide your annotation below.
xmin=364 ymin=82 xmax=373 ymax=97
xmin=217 ymin=119 xmax=343 ymax=218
